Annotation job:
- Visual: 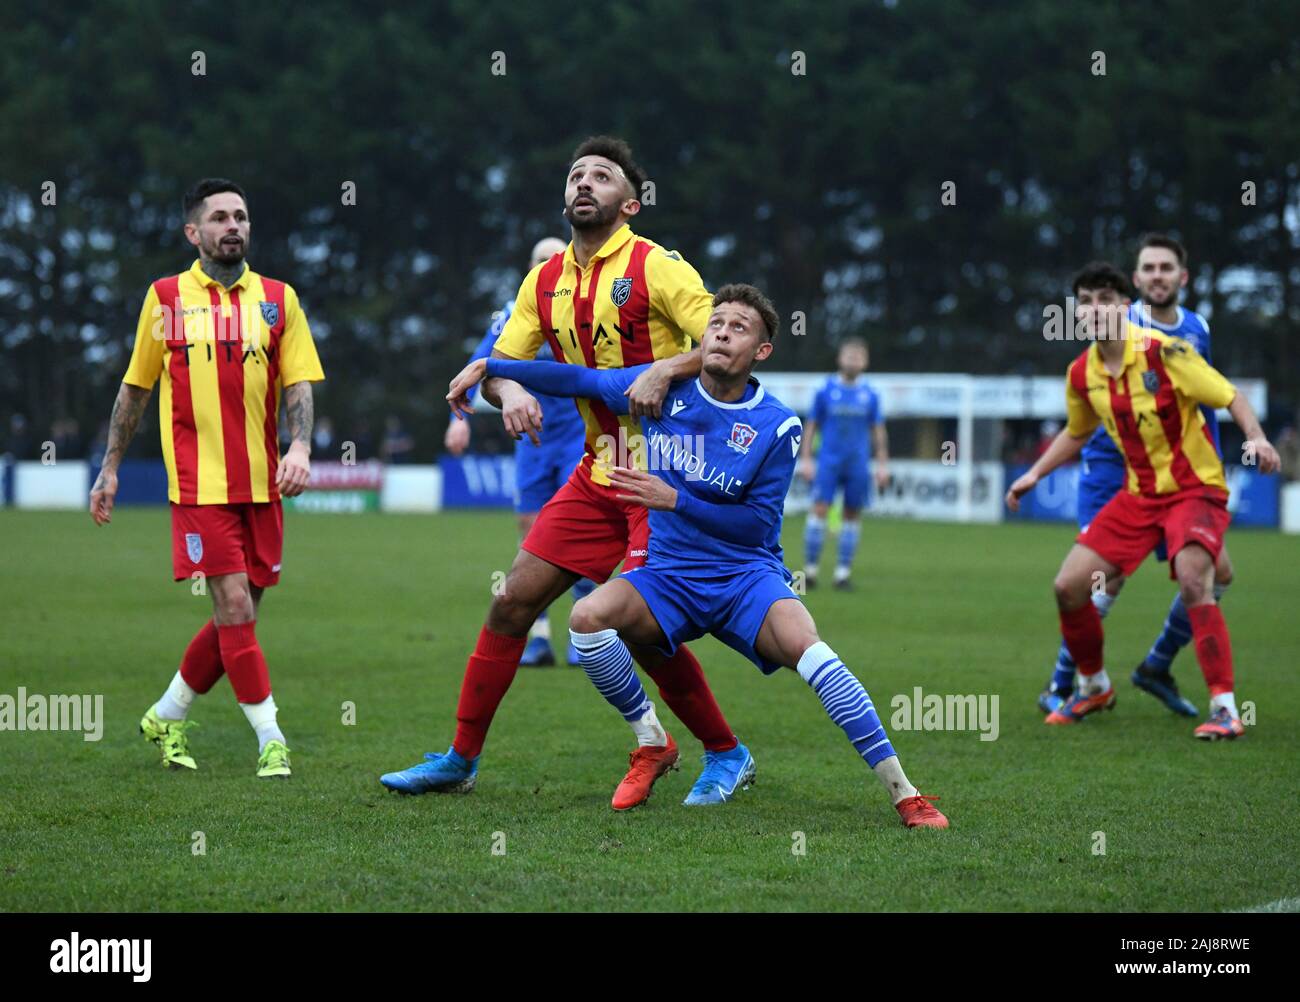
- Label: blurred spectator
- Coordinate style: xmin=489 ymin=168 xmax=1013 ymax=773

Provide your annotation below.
xmin=6 ymin=414 xmax=31 ymax=460
xmin=313 ymin=415 xmax=336 ymax=458
xmin=381 ymin=415 xmax=415 ymax=464
xmin=1034 ymin=420 xmax=1060 ymax=459
xmin=51 ymin=418 xmax=83 ymax=460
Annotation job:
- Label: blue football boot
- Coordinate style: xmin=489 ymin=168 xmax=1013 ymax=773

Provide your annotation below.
xmin=380 ymin=745 xmax=478 ymax=794
xmin=683 ymin=742 xmax=755 ymax=805
xmin=1131 ymin=662 xmax=1199 ymax=717
xmin=520 ymin=636 xmax=556 ymax=667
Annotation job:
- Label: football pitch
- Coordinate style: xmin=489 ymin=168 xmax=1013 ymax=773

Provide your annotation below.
xmin=2 ymin=508 xmax=1297 ymax=913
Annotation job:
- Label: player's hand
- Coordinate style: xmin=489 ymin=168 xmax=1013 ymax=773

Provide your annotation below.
xmin=444 ymin=415 xmax=471 ymax=456
xmin=609 ymin=465 xmax=677 ymax=511
xmin=89 ymin=467 xmax=118 ymax=526
xmin=447 ymin=358 xmax=489 ymax=419
xmin=625 ymin=359 xmax=673 ymax=419
xmin=1004 ymin=470 xmax=1039 ymax=512
xmin=798 ymin=458 xmax=815 ymax=482
xmin=497 ymin=383 xmax=543 ymax=447
xmin=874 ymin=464 xmax=890 ymax=492
xmin=1246 ymin=437 xmax=1281 ymax=475
xmin=276 ymin=440 xmax=311 ymax=497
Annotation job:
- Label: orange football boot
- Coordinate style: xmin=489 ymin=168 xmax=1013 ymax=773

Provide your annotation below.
xmin=1193 ymin=706 xmax=1245 ymax=740
xmin=896 ymin=793 xmax=949 ymax=829
xmin=1045 ymin=686 xmax=1116 ymax=724
xmin=611 ymin=733 xmax=680 ymax=810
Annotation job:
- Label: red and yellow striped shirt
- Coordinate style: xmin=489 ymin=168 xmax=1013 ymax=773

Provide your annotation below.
xmin=122 ymin=260 xmax=325 ymax=505
xmin=494 ymin=224 xmax=712 ymax=486
xmin=1065 ymin=327 xmax=1236 ymax=497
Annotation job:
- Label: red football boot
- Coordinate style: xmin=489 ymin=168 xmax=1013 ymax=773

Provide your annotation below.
xmin=896 ymin=793 xmax=949 ymax=829
xmin=611 ymin=734 xmax=680 ymax=811
xmin=1045 ymin=686 xmax=1116 ymax=724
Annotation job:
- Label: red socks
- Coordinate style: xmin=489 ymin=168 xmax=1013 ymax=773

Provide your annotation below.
xmin=1059 ymin=602 xmax=1104 ymax=676
xmin=216 ymin=622 xmax=272 ymax=704
xmin=1188 ymin=603 xmax=1234 ymax=695
xmin=179 ymin=619 xmax=225 ymax=694
xmin=641 ymin=644 xmax=736 ymax=752
xmin=453 ymin=626 xmax=527 ymax=759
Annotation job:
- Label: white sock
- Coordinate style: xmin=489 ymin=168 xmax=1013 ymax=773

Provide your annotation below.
xmin=873 ymin=754 xmax=918 ymax=805
xmin=529 ymin=616 xmax=551 ymax=641
xmin=155 ymin=671 xmax=197 ymax=721
xmin=629 ymin=702 xmax=668 ymax=748
xmin=1092 ymin=590 xmax=1116 ymax=618
xmin=1211 ymin=691 xmax=1239 ymax=718
xmin=241 ymin=695 xmax=285 ymax=751
xmin=1078 ymin=668 xmax=1110 ymax=696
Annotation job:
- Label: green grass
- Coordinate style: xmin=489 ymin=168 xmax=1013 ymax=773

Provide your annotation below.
xmin=1 ymin=508 xmax=1297 ymax=912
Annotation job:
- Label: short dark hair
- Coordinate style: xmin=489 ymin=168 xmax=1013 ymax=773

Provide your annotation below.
xmin=713 ymin=283 xmax=779 ymax=341
xmin=1137 ymin=232 xmax=1187 ymax=267
xmin=1071 ymin=261 xmax=1132 ymax=299
xmin=840 ymin=337 xmax=868 ymax=352
xmin=570 ymin=136 xmax=647 ymax=200
xmin=184 ymin=178 xmax=248 ymax=222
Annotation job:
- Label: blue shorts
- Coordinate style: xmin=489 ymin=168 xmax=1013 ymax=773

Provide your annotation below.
xmin=1077 ymin=457 xmax=1167 ymax=562
xmin=813 ymin=456 xmax=872 ymax=510
xmin=621 ymin=562 xmax=802 ymax=675
xmin=514 ymin=437 xmax=584 ymax=514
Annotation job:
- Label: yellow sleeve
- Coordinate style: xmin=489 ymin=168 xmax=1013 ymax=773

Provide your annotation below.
xmin=494 ymin=267 xmax=544 ymax=361
xmin=279 ymin=284 xmax=325 ymax=386
xmin=1065 ymin=367 xmax=1100 ymax=438
xmin=646 ymin=247 xmax=713 ymax=343
xmin=122 ymin=284 xmax=166 ymax=389
xmin=1159 ymin=337 xmax=1236 ymax=409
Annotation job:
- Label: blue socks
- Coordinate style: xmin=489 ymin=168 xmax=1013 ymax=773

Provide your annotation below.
xmin=836 ymin=520 xmax=861 ymax=571
xmin=804 ymin=514 xmax=826 ymax=565
xmin=569 ymin=628 xmax=650 ymax=721
xmin=797 ymin=641 xmax=895 ymax=767
xmin=571 ymin=577 xmax=596 ymax=602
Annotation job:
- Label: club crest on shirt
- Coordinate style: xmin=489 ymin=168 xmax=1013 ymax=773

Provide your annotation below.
xmin=185 ymin=533 xmax=203 ymax=564
xmin=1142 ymin=370 xmax=1159 ymax=392
xmin=610 ymin=277 xmax=634 ymax=308
xmin=259 ymin=301 xmax=280 ymax=327
xmin=727 ymin=422 xmax=758 ymax=454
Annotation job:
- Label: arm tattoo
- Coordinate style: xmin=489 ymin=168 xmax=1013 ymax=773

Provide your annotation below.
xmin=284 ymin=382 xmax=314 ymax=447
xmin=102 ymin=384 xmax=152 ymax=469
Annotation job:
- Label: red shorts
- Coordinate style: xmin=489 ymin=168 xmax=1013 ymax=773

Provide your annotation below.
xmin=170 ymin=501 xmax=284 ymax=587
xmin=1076 ymin=487 xmax=1230 ymax=579
xmin=521 ymin=465 xmax=649 ymax=582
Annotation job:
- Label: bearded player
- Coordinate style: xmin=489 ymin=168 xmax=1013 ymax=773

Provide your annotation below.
xmin=447 ymin=285 xmax=948 ymax=827
xmin=90 ymin=178 xmax=325 ymax=777
xmin=382 ymin=137 xmax=748 ymax=808
xmin=1008 ymin=261 xmax=1279 ymax=739
xmin=1036 ymin=236 xmax=1233 ymax=717
xmin=446 ymin=236 xmax=596 ymax=667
